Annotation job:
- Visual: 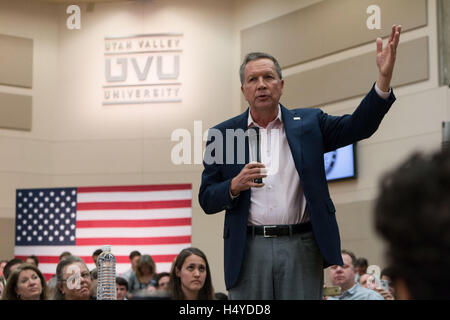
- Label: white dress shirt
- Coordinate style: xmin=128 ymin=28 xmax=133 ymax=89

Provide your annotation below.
xmin=239 ymin=84 xmax=390 ymax=226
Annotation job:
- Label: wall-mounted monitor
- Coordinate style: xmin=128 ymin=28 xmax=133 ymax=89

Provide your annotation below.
xmin=324 ymin=144 xmax=357 ymax=181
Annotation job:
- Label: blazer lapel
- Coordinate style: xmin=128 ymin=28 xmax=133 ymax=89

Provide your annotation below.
xmin=281 ymin=104 xmax=303 ymax=173
xmin=232 ymin=108 xmax=250 ymax=174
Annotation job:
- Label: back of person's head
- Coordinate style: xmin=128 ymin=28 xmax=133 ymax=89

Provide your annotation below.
xmin=59 ymin=251 xmax=71 ymax=261
xmin=381 ymin=266 xmax=395 ymax=279
xmin=92 ymin=249 xmax=102 ymax=258
xmin=375 ymin=148 xmax=450 ymax=299
xmin=215 ymin=292 xmax=228 ymax=300
xmin=355 ymin=257 xmax=368 ymax=268
xmin=169 ymin=247 xmax=214 ymax=300
xmin=2 ymin=264 xmax=47 ymax=300
xmin=3 ymin=258 xmax=24 ymax=282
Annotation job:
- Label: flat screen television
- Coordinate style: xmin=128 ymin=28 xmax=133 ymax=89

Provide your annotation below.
xmin=324 ymin=143 xmax=357 ymax=181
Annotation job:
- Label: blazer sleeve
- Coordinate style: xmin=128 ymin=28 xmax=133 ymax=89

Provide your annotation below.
xmin=319 ymin=83 xmax=396 ymax=152
xmin=198 ymin=129 xmax=240 ymax=214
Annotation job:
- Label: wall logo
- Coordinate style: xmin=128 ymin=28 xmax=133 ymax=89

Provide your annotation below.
xmin=103 ymin=33 xmax=183 ymax=105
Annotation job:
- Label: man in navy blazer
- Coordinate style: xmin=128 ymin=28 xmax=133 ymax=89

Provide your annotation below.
xmin=199 ymin=26 xmax=402 ymax=299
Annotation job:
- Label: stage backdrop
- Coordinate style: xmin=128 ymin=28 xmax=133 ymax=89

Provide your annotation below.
xmin=14 ymin=184 xmax=192 ymax=280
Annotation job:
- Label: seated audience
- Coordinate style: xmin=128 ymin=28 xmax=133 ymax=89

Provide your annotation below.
xmin=121 ymin=250 xmax=141 ymax=282
xmin=53 ymin=255 xmax=93 ymax=300
xmin=0 ymin=260 xmax=7 ymax=288
xmin=25 ymin=255 xmax=39 ymax=268
xmin=92 ymin=249 xmax=103 ymax=268
xmin=358 ymin=273 xmax=372 ymax=288
xmin=214 ymin=292 xmax=228 ymax=300
xmin=2 ymin=264 xmax=47 ymax=300
xmin=3 ymin=258 xmax=24 ymax=283
xmin=90 ymin=268 xmax=98 ymax=298
xmin=375 ymin=148 xmax=450 ymax=299
xmin=327 ymin=249 xmax=384 ymax=300
xmin=154 ymin=272 xmax=170 ymax=293
xmin=354 ymin=257 xmax=368 ymax=283
xmin=127 ymin=254 xmax=157 ymax=297
xmin=116 ymin=276 xmax=129 ymax=300
xmin=168 ymin=247 xmax=214 ymax=300
xmin=380 ymin=266 xmax=396 ymax=298
xmin=47 ymin=251 xmax=72 ymax=296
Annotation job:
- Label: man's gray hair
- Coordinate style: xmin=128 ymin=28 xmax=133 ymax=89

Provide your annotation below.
xmin=239 ymin=52 xmax=283 ymax=86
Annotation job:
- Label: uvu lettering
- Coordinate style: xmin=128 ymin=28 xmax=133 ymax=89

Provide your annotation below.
xmin=105 ymin=56 xmax=180 ymax=82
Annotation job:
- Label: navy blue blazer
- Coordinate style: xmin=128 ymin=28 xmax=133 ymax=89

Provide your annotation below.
xmin=199 ymin=84 xmax=396 ymax=290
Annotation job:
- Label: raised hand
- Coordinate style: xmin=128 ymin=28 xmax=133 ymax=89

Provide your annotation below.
xmin=376 ymin=25 xmax=402 ymax=92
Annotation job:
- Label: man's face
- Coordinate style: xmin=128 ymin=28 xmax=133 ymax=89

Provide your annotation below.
xmin=359 ymin=273 xmax=371 ymax=288
xmin=241 ymin=58 xmax=284 ymax=113
xmin=131 ymin=255 xmax=140 ymax=271
xmin=116 ymin=284 xmax=128 ymax=300
xmin=329 ymin=253 xmax=356 ymax=291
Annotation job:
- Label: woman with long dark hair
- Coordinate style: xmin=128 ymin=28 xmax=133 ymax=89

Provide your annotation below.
xmin=168 ymin=247 xmax=214 ymax=300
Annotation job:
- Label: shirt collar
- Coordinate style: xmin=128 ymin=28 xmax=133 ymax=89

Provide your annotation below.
xmin=343 ymin=283 xmax=360 ymax=296
xmin=247 ymin=104 xmax=282 ymax=128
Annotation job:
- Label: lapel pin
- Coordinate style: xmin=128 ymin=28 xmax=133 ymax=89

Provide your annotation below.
xmin=293 ymin=116 xmax=301 ymax=120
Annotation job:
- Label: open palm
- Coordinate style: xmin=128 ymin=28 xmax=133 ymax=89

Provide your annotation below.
xmin=376 ymin=25 xmax=402 ymax=79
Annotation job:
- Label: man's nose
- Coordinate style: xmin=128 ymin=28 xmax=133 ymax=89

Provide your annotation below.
xmin=256 ymin=77 xmax=267 ymax=89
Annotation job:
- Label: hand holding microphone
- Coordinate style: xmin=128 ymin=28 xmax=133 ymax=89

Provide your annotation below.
xmin=230 ymin=162 xmax=267 ymax=197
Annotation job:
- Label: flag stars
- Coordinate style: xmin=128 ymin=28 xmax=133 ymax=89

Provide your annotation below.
xmin=16 ymin=188 xmax=78 ymax=246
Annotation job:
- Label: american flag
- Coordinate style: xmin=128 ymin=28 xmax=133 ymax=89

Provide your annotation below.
xmin=14 ymin=184 xmax=192 ymax=281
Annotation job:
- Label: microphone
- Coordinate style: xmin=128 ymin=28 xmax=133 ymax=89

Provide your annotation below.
xmin=248 ymin=127 xmax=263 ymax=184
